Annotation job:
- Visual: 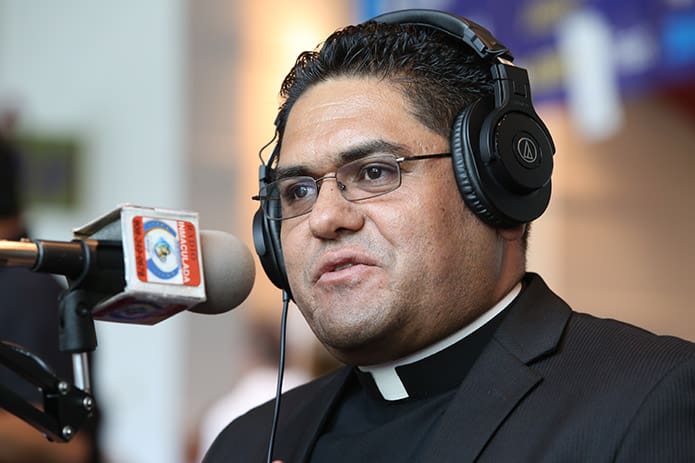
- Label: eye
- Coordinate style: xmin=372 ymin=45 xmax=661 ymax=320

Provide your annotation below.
xmin=364 ymin=165 xmax=385 ymax=180
xmin=354 ymin=159 xmax=399 ymax=186
xmin=280 ymin=178 xmax=316 ymax=204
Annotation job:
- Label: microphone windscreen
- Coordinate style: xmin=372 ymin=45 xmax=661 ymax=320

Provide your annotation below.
xmin=188 ymin=230 xmax=256 ymax=314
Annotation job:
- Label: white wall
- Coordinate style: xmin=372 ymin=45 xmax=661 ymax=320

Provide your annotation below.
xmin=0 ymin=1 xmax=187 ymax=462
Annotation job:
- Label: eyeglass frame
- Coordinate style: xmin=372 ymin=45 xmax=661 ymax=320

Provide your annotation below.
xmin=253 ymin=152 xmax=452 ymax=221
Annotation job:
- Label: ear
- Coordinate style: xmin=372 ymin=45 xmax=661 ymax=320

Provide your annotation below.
xmin=498 ymin=223 xmax=526 ymax=242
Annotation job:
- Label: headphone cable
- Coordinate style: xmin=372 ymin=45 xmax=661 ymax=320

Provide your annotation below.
xmin=266 ymin=290 xmax=290 ymax=463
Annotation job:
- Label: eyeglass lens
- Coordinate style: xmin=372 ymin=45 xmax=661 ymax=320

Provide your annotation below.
xmin=265 ymin=154 xmax=403 ymax=220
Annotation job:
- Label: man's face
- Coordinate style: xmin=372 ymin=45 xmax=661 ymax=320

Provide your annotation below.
xmin=279 ymin=77 xmax=509 ymax=365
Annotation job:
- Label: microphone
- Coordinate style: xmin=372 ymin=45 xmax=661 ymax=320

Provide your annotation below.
xmin=0 ymin=205 xmax=256 ymax=324
xmin=188 ymin=230 xmax=256 ymax=315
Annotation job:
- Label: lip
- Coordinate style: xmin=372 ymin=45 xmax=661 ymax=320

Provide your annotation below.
xmin=312 ymin=249 xmax=378 ymax=284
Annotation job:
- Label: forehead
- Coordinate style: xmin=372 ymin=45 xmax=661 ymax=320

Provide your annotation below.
xmin=278 ymin=77 xmax=441 ymax=171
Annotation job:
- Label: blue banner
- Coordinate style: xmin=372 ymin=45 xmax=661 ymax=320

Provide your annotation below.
xmin=360 ymin=0 xmax=695 ymax=102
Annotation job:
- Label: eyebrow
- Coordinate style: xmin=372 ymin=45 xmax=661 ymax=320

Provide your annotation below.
xmin=273 ymin=140 xmax=410 ymax=181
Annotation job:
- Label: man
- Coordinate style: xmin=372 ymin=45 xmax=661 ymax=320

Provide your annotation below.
xmin=204 ymin=9 xmax=695 ymax=462
xmin=0 ymin=117 xmax=101 ymax=463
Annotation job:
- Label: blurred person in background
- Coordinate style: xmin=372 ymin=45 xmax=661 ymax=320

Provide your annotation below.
xmin=0 ymin=108 xmax=102 ymax=463
xmin=192 ymin=316 xmax=315 ymax=462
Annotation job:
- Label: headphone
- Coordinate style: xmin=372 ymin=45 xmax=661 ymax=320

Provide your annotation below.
xmin=252 ymin=9 xmax=555 ymax=296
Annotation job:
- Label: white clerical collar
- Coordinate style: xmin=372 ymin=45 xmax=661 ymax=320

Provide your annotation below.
xmin=357 ymin=283 xmax=522 ymax=401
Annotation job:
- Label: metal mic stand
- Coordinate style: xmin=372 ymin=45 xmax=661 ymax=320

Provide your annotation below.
xmin=0 ymin=239 xmax=117 ymax=442
xmin=0 ymin=287 xmax=97 ymax=442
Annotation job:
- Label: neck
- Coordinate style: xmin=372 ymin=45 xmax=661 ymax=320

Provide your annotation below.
xmin=494 ymin=228 xmax=527 ymax=303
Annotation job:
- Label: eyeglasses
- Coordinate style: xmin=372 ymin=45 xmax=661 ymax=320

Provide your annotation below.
xmin=254 ymin=152 xmax=451 ymax=221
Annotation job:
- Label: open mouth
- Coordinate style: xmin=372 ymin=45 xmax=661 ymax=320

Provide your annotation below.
xmin=333 ymin=263 xmax=355 ymax=272
xmin=313 ymin=249 xmax=378 ymax=284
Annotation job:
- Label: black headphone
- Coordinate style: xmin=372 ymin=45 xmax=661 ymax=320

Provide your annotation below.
xmin=252 ymin=9 xmax=555 ymax=295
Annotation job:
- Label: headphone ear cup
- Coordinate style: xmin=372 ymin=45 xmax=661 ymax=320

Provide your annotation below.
xmin=451 ymin=97 xmax=553 ymax=228
xmin=451 ymin=98 xmax=502 ymax=227
xmin=252 ymin=208 xmax=291 ymax=295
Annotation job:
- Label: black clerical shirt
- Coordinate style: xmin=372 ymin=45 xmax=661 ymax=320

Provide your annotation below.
xmin=309 ymin=285 xmax=521 ymax=462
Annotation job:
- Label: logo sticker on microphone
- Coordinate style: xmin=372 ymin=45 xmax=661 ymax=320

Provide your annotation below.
xmin=132 ymin=216 xmax=201 ymax=286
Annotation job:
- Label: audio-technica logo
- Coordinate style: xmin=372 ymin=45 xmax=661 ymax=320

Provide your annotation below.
xmin=516 ymin=136 xmax=538 ymax=164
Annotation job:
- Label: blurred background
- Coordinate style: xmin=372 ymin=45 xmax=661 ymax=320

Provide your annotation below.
xmin=0 ymin=0 xmax=693 ymax=462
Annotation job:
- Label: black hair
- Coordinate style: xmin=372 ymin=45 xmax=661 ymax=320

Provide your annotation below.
xmin=274 ymin=21 xmax=494 ymax=150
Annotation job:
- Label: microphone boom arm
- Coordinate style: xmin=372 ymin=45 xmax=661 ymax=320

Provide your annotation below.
xmin=0 ymin=239 xmax=110 ymax=442
xmin=0 ymin=341 xmax=95 ymax=442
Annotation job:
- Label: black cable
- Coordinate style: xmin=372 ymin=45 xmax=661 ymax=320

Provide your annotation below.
xmin=67 ymin=239 xmax=93 ymax=290
xmin=266 ymin=290 xmax=290 ymax=463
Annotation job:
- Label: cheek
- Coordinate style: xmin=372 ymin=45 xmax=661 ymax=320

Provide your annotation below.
xmin=392 ymin=175 xmax=469 ymax=239
xmin=396 ymin=185 xmax=492 ymax=271
xmin=279 ymin=226 xmax=305 ymax=279
xmin=370 ymin=194 xmax=454 ymax=271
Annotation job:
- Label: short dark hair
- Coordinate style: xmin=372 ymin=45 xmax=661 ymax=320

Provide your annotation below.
xmin=275 ymin=21 xmax=494 ymax=146
xmin=0 ymin=136 xmax=21 ymax=218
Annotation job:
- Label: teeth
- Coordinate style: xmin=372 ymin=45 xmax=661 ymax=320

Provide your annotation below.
xmin=334 ymin=263 xmax=354 ymax=271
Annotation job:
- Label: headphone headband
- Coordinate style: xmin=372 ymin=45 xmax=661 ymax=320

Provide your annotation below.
xmin=371 ymin=9 xmax=514 ymax=62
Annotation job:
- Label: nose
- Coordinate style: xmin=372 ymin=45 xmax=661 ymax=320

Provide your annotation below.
xmin=308 ymin=177 xmax=364 ymax=239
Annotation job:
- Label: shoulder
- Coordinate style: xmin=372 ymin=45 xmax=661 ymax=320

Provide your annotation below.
xmin=532 ymin=284 xmax=695 ymax=385
xmin=202 ymin=366 xmax=350 ymax=463
xmin=238 ymin=366 xmax=347 ymax=426
xmin=504 ymin=273 xmax=694 ymax=413
xmin=496 ymin=275 xmax=695 ymax=457
xmin=561 ymin=309 xmax=695 ymax=400
xmin=568 ymin=309 xmax=695 ymax=359
xmin=510 ymin=273 xmax=695 ymax=369
xmin=564 ymin=312 xmax=695 ymax=459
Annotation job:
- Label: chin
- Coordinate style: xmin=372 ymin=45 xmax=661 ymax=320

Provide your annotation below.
xmin=316 ymin=317 xmax=399 ymax=360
